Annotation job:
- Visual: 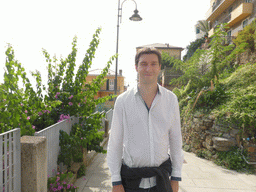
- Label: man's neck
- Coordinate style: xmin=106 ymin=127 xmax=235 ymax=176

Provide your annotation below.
xmin=138 ymin=83 xmax=158 ymax=97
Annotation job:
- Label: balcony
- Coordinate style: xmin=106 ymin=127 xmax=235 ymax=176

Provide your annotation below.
xmin=228 ymin=3 xmax=253 ymax=27
xmin=206 ymin=0 xmax=236 ymax=22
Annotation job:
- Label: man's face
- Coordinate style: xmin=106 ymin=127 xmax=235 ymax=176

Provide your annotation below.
xmin=136 ymin=54 xmax=161 ymax=85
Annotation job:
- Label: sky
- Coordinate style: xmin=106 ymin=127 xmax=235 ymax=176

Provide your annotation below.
xmin=0 ymin=0 xmax=210 ymax=88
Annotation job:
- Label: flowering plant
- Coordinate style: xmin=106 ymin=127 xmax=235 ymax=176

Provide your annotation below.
xmin=48 ymin=171 xmax=78 ymax=192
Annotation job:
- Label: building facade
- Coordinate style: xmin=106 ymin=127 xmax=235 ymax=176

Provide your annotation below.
xmin=85 ymin=69 xmax=125 ymax=105
xmin=206 ymin=0 xmax=256 ymax=37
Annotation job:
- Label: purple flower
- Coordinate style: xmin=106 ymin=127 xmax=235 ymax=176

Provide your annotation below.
xmin=20 ymin=103 xmax=24 ymax=106
xmin=69 ymin=95 xmax=73 ymax=99
xmin=58 ymin=185 xmax=63 ymax=190
xmin=25 ymin=110 xmax=28 ymax=113
xmin=56 ymin=176 xmax=60 ymax=182
xmin=56 ymin=92 xmax=60 ymax=95
xmin=63 ymin=181 xmax=66 ymax=185
xmin=68 ymin=102 xmax=73 ymax=106
xmin=48 ymin=174 xmax=50 ymax=178
xmin=38 ymin=112 xmax=43 ymax=116
xmin=67 ymin=184 xmax=70 ymax=189
xmin=81 ymin=138 xmax=83 ymax=140
xmin=55 ymin=95 xmax=58 ymax=99
xmin=32 ymin=125 xmax=35 ymax=129
xmin=83 ymin=177 xmax=86 ymax=180
xmin=27 ymin=116 xmax=30 ymax=120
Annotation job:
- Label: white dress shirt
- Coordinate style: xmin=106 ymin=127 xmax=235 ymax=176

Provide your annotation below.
xmin=107 ymin=84 xmax=183 ymax=189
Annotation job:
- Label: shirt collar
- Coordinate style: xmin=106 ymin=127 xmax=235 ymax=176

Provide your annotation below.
xmin=134 ymin=84 xmax=162 ymax=96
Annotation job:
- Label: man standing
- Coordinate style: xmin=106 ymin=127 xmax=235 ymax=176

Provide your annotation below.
xmin=107 ymin=47 xmax=183 ymax=192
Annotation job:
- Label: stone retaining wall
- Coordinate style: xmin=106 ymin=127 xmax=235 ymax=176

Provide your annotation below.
xmin=182 ymin=114 xmax=240 ymax=153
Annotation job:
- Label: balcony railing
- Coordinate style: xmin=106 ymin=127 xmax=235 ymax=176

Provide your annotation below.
xmin=212 ymin=0 xmax=223 ymax=11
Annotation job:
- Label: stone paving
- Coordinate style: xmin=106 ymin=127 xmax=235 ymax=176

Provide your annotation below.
xmin=75 ymin=143 xmax=256 ymax=192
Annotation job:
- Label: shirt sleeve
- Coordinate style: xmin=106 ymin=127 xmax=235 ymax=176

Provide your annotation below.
xmin=169 ymin=94 xmax=184 ymax=179
xmin=107 ymin=96 xmax=124 ymax=183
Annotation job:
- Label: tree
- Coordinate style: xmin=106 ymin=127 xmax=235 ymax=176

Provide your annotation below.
xmin=198 ymin=20 xmax=210 ymax=37
xmin=161 ymin=52 xmax=183 ymax=70
xmin=183 ymin=38 xmax=205 ymax=62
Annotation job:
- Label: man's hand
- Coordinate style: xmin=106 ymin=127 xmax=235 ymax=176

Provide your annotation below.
xmin=170 ymin=180 xmax=179 ymax=192
xmin=112 ymin=184 xmax=125 ymax=192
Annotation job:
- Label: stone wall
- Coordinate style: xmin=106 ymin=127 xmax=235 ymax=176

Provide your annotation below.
xmin=182 ymin=114 xmax=240 ymax=153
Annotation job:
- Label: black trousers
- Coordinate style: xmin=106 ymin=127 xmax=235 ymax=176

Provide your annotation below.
xmin=125 ymin=186 xmax=157 ymax=192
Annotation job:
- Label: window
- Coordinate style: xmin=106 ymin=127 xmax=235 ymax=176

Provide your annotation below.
xmin=245 ymin=0 xmax=251 ymax=3
xmin=196 ymin=27 xmax=200 ymax=34
xmin=243 ymin=19 xmax=248 ymax=28
xmin=228 ymin=7 xmax=233 ymax=14
xmin=109 ymin=79 xmax=114 ymax=91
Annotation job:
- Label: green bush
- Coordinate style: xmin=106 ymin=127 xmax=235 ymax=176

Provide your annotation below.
xmin=77 ymin=164 xmax=86 ymax=178
xmin=233 ymin=19 xmax=256 ymax=52
xmin=214 ymin=147 xmax=253 ymax=172
xmin=196 ymin=149 xmax=213 ymax=160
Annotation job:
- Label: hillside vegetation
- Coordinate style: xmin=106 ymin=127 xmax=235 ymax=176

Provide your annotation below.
xmin=172 ymin=20 xmax=256 ymax=142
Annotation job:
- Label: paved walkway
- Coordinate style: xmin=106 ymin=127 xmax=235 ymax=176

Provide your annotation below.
xmin=75 ymin=142 xmax=256 ymax=192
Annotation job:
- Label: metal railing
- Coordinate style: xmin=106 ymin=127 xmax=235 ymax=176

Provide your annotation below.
xmin=0 ymin=128 xmax=21 ymax=192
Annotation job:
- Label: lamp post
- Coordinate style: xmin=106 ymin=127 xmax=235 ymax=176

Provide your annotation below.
xmin=114 ymin=0 xmax=142 ymax=95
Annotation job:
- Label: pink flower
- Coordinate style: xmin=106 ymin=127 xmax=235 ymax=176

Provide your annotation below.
xmin=68 ymin=102 xmax=73 ymax=106
xmin=81 ymin=138 xmax=83 ymax=140
xmin=3 ymin=99 xmax=6 ymax=102
xmin=56 ymin=92 xmax=60 ymax=95
xmin=67 ymin=184 xmax=70 ymax=189
xmin=32 ymin=125 xmax=35 ymax=129
xmin=38 ymin=112 xmax=42 ymax=116
xmin=25 ymin=110 xmax=28 ymax=113
xmin=69 ymin=95 xmax=73 ymax=99
xmin=20 ymin=103 xmax=23 ymax=106
xmin=27 ymin=116 xmax=30 ymax=120
xmin=83 ymin=178 xmax=86 ymax=180
xmin=63 ymin=181 xmax=66 ymax=185
xmin=56 ymin=176 xmax=60 ymax=182
xmin=55 ymin=95 xmax=58 ymax=99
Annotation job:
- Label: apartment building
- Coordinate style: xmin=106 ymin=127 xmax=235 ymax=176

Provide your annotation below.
xmin=85 ymin=69 xmax=125 ymax=105
xmin=206 ymin=0 xmax=256 ymax=37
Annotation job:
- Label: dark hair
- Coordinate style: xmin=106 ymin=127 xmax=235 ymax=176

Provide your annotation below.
xmin=135 ymin=47 xmax=162 ymax=66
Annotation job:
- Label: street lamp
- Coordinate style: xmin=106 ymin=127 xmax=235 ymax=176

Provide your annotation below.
xmin=114 ymin=0 xmax=142 ymax=95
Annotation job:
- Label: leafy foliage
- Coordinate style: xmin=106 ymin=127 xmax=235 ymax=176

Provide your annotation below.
xmin=214 ymin=147 xmax=253 ymax=172
xmin=233 ymin=18 xmax=256 ymax=52
xmin=161 ymin=52 xmax=183 ymax=70
xmin=183 ymin=37 xmax=205 ymax=61
xmin=1 ymin=28 xmax=115 ymax=169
